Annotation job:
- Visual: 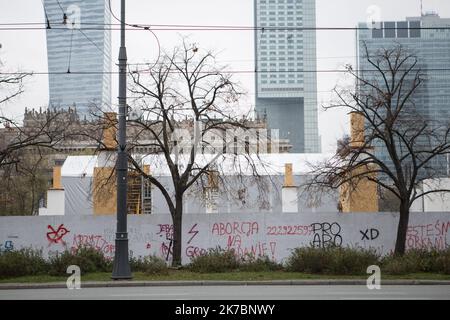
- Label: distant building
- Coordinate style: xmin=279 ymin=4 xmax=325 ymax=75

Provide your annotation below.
xmin=357 ymin=13 xmax=450 ymax=175
xmin=43 ymin=0 xmax=112 ymax=117
xmin=19 ymin=108 xmax=293 ymax=156
xmin=254 ymin=0 xmax=321 ymax=153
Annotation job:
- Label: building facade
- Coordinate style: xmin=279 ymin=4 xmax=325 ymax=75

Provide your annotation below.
xmin=43 ymin=0 xmax=112 ymax=117
xmin=357 ymin=13 xmax=450 ymax=175
xmin=254 ymin=0 xmax=320 ymax=153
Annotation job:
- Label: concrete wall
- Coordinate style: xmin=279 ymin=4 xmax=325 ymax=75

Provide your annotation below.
xmin=1 ymin=212 xmax=449 ymax=264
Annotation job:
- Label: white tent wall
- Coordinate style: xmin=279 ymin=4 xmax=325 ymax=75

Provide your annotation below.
xmin=60 ymin=155 xmax=96 ymax=216
xmin=61 ymin=176 xmax=94 ymax=215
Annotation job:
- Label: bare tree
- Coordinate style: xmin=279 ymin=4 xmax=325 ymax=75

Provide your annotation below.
xmin=127 ymin=40 xmax=270 ymax=266
xmin=0 ymin=59 xmax=30 ymax=105
xmin=305 ymin=44 xmax=450 ymax=256
xmin=0 ymin=61 xmax=77 ymax=215
xmin=0 ymin=149 xmax=48 ymax=216
xmin=0 ymin=111 xmax=71 ymax=169
xmin=0 ymin=60 xmax=71 ymax=168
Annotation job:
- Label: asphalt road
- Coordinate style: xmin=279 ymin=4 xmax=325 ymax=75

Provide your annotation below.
xmin=1 ymin=285 xmax=450 ymax=300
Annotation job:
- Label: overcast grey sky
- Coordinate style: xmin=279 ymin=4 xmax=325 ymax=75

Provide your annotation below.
xmin=1 ymin=0 xmax=449 ymax=153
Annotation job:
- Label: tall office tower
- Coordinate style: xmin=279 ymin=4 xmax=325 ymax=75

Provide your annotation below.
xmin=254 ymin=0 xmax=320 ymax=153
xmin=43 ymin=0 xmax=111 ymax=117
xmin=357 ymin=13 xmax=450 ymax=175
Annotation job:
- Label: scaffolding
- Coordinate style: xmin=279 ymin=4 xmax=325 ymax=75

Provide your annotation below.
xmin=127 ymin=171 xmax=152 ymax=214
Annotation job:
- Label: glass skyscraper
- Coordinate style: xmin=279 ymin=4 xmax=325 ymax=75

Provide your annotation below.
xmin=43 ymin=0 xmax=111 ymax=118
xmin=254 ymin=0 xmax=320 ymax=153
xmin=357 ymin=13 xmax=450 ymax=175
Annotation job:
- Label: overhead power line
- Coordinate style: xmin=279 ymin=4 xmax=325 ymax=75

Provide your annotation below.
xmin=2 ymin=68 xmax=450 ymax=75
xmin=39 ymin=0 xmax=51 ymax=29
xmin=107 ymin=0 xmax=161 ymax=71
xmin=55 ymin=0 xmax=65 ymax=13
xmin=67 ymin=28 xmax=74 ymax=73
xmin=78 ymin=29 xmax=105 ymax=56
xmin=1 ymin=25 xmax=449 ymax=31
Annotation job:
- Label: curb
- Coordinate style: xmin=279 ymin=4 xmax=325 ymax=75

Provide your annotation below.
xmin=1 ymin=279 xmax=450 ymax=290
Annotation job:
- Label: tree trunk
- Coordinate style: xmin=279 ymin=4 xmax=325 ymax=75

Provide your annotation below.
xmin=394 ymin=200 xmax=410 ymax=256
xmin=30 ymin=177 xmax=36 ymax=216
xmin=171 ymin=195 xmax=183 ymax=267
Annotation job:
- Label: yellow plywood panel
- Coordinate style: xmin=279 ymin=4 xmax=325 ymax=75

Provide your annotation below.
xmin=93 ymin=167 xmax=117 ymax=215
xmin=52 ymin=166 xmax=63 ymax=190
xmin=339 ymin=165 xmax=378 ymax=213
xmin=284 ymin=163 xmax=294 ymax=187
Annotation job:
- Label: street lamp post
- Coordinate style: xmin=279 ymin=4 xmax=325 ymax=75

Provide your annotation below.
xmin=112 ymin=0 xmax=132 ymax=280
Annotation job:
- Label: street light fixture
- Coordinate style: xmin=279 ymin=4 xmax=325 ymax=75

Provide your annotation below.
xmin=112 ymin=0 xmax=132 ymax=280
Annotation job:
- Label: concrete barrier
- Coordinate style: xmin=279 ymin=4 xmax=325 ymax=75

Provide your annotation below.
xmin=1 ymin=212 xmax=449 ymax=264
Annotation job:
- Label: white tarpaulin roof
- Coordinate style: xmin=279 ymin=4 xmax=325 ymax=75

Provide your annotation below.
xmin=61 ymin=155 xmax=98 ymax=178
xmin=61 ymin=153 xmax=332 ymax=177
xmin=140 ymin=153 xmax=331 ymax=176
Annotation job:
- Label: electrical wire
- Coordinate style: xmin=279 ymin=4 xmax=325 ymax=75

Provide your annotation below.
xmin=1 ymin=68 xmax=450 ymax=75
xmin=0 ymin=21 xmax=449 ymax=31
xmin=54 ymin=0 xmax=64 ymax=13
xmin=67 ymin=27 xmax=74 ymax=73
xmin=78 ymin=29 xmax=106 ymax=56
xmin=125 ymin=55 xmax=370 ymax=65
xmin=40 ymin=0 xmax=51 ymax=29
xmin=107 ymin=0 xmax=161 ymax=72
xmin=1 ymin=26 xmax=450 ymax=31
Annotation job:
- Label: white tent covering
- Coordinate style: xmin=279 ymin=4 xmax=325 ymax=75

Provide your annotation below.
xmin=61 ymin=155 xmax=98 ymax=177
xmin=59 ymin=153 xmax=333 ymax=215
xmin=138 ymin=153 xmax=332 ymax=176
xmin=61 ymin=155 xmax=97 ymax=215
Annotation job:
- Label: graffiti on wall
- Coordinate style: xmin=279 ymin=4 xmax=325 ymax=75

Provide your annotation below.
xmin=310 ymin=222 xmax=342 ymax=248
xmin=360 ymin=228 xmax=380 ymax=241
xmin=266 ymin=224 xmax=313 ymax=237
xmin=157 ymin=224 xmax=174 ymax=261
xmin=46 ymin=224 xmax=70 ymax=245
xmin=2 ymin=213 xmax=450 ymax=264
xmin=208 ymin=221 xmax=278 ymax=259
xmin=71 ymin=234 xmax=115 ymax=257
xmin=406 ymin=220 xmax=450 ymax=250
xmin=185 ymin=223 xmax=206 ymax=258
xmin=0 ymin=240 xmax=14 ymax=253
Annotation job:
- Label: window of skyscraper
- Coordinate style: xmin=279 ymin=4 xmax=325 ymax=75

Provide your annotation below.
xmin=410 ymin=21 xmax=421 ymax=38
xmin=372 ymin=23 xmax=383 ymax=38
xmin=384 ymin=22 xmax=396 ymax=38
xmin=397 ymin=21 xmax=408 ymax=38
